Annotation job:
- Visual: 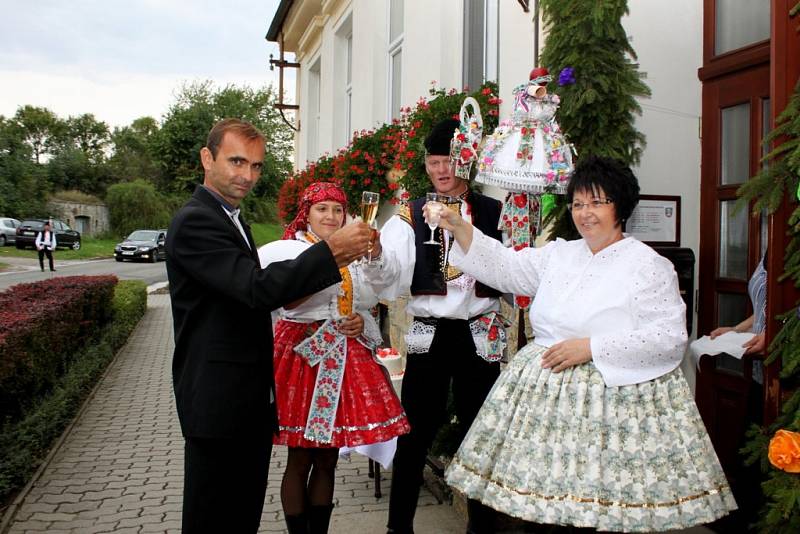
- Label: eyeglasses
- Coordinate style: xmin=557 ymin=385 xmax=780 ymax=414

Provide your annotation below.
xmin=568 ymin=198 xmax=614 ymax=211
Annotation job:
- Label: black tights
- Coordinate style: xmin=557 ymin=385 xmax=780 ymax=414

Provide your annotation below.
xmin=281 ymin=447 xmax=340 ymax=515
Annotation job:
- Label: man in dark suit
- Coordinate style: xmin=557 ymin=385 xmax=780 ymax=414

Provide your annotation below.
xmin=166 ymin=118 xmax=372 ymax=533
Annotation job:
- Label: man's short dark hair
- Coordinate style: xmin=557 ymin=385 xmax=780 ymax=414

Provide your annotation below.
xmin=206 ymin=118 xmax=265 ymax=159
xmin=566 ymin=155 xmax=640 ymax=223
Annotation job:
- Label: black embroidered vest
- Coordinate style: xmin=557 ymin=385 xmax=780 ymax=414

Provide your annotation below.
xmin=408 ymin=191 xmax=503 ymax=298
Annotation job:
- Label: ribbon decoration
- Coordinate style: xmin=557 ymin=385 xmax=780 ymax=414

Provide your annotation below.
xmin=470 ymin=312 xmax=511 ymax=362
xmin=293 ymin=319 xmax=349 ymax=443
xmin=450 ymin=97 xmax=484 ymax=180
xmin=293 ymin=317 xmax=382 ymax=443
xmin=540 ymin=193 xmax=556 ymax=220
xmin=499 ymin=192 xmax=541 ymax=309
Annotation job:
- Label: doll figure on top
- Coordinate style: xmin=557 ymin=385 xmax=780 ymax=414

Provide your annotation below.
xmin=477 ymin=67 xmax=573 ymax=194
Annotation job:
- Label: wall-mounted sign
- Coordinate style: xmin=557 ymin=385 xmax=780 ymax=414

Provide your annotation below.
xmin=627 ymin=195 xmax=681 ymax=246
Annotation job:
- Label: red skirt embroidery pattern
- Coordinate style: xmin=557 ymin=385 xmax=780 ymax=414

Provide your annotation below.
xmin=273 ymin=319 xmax=410 ymax=448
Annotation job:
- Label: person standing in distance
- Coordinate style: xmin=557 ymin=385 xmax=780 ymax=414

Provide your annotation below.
xmin=35 ymin=221 xmax=56 ymax=272
xmin=166 ymin=118 xmax=373 ymax=533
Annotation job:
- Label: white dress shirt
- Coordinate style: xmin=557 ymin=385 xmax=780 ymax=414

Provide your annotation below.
xmin=35 ymin=230 xmax=56 ymax=250
xmin=221 ymin=207 xmax=250 ymax=249
xmin=257 ymin=232 xmax=384 ymax=342
xmin=364 ymin=201 xmax=500 ymax=320
xmin=450 ymin=230 xmax=687 ymax=386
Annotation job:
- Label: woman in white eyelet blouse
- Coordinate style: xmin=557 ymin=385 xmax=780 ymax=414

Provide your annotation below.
xmin=434 ymin=156 xmax=736 ymax=533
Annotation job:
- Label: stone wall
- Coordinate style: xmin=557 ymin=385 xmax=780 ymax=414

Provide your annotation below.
xmin=48 ymin=200 xmax=110 ymax=237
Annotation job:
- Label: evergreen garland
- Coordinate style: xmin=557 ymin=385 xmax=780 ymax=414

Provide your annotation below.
xmin=739 ymin=50 xmax=800 ymax=533
xmin=538 ymin=0 xmax=650 ymax=239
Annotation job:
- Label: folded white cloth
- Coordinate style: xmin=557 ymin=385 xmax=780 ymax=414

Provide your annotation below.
xmin=689 ymin=331 xmax=756 ymax=367
xmin=339 ymin=438 xmax=397 ymax=469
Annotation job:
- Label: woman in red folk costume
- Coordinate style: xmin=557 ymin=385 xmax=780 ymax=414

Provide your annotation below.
xmin=258 ymin=182 xmax=409 ymax=534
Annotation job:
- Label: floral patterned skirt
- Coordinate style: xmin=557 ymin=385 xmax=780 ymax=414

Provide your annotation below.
xmin=444 ymin=343 xmax=737 ymax=532
xmin=273 ymin=320 xmax=410 ymax=448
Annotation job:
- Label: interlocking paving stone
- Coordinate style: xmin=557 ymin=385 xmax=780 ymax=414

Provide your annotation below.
xmin=3 ymin=293 xmax=458 ymax=534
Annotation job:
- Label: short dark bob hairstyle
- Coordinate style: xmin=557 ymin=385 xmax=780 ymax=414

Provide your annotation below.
xmin=566 ymin=155 xmax=640 ymax=224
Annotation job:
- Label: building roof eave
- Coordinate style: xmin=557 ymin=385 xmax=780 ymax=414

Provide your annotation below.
xmin=266 ymin=0 xmax=295 ymax=42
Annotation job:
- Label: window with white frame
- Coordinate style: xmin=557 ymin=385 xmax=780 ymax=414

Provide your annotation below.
xmin=463 ymin=0 xmax=499 ymax=90
xmin=335 ymin=14 xmax=354 ymax=148
xmin=388 ymin=0 xmax=403 ymax=120
xmin=307 ymin=56 xmax=321 ymax=161
xmin=345 ymin=32 xmax=353 ymax=140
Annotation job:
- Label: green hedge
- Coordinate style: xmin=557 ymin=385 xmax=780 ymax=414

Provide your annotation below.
xmin=0 ymin=280 xmax=147 ymax=503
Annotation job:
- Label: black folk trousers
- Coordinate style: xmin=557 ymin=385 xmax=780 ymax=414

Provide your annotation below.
xmin=387 ymin=317 xmax=501 ymax=533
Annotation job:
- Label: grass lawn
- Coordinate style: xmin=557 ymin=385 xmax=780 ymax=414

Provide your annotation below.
xmin=0 ymin=237 xmax=119 ymax=260
xmin=0 ymin=223 xmax=283 ymax=261
xmin=251 ymin=222 xmax=283 ymax=247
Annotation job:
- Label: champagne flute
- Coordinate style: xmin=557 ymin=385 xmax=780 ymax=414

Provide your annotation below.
xmin=424 ymin=192 xmax=444 ymax=245
xmin=361 ymin=191 xmax=380 ymax=263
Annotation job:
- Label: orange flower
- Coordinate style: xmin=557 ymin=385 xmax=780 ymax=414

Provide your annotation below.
xmin=768 ymin=429 xmax=800 ymax=473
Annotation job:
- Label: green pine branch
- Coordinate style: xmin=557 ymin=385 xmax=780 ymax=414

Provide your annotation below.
xmin=538 ymin=0 xmax=650 ymax=240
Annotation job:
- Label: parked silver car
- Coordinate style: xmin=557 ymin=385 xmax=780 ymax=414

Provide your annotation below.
xmin=0 ymin=217 xmax=20 ymax=246
xmin=113 ymin=229 xmax=167 ymax=262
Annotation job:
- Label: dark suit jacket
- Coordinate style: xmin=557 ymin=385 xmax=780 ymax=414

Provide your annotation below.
xmin=166 ymin=186 xmax=342 ymax=440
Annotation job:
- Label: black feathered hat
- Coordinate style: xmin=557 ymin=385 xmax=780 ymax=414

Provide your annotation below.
xmin=424 ymin=118 xmax=460 ymax=156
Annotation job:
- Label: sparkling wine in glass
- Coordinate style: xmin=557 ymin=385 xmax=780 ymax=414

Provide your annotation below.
xmin=424 ymin=192 xmax=444 ymax=245
xmin=361 ymin=191 xmax=380 ymax=227
xmin=361 ymin=191 xmax=380 ymax=262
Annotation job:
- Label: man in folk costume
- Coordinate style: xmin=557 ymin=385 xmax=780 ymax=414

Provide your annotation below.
xmin=367 ymin=118 xmax=506 ymax=534
xmin=35 ymin=221 xmax=57 ymax=272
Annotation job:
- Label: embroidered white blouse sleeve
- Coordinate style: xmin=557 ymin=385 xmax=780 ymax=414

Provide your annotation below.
xmin=590 ymin=252 xmax=688 ymax=386
xmin=448 ymin=227 xmax=558 ymax=297
xmin=361 ymin=214 xmax=416 ymax=299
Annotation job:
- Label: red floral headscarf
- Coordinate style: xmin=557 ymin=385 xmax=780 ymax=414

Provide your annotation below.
xmin=282 ymin=182 xmax=348 ymax=240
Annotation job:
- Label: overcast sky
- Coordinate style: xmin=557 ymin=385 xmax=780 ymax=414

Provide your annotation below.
xmin=0 ymin=0 xmax=294 ymax=128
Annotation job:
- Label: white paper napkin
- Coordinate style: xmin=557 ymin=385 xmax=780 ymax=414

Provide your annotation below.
xmin=689 ymin=331 xmax=757 ymax=367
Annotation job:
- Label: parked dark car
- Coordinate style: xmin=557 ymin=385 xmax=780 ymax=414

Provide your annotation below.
xmin=0 ymin=217 xmax=20 ymax=246
xmin=114 ymin=229 xmax=167 ymax=262
xmin=15 ymin=219 xmax=82 ymax=250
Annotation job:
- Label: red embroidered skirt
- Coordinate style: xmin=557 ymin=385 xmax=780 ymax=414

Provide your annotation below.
xmin=273 ymin=319 xmax=410 ymax=448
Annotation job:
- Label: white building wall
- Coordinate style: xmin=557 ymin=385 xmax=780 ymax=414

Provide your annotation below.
xmin=295 ymin=15 xmax=323 ymax=166
xmin=401 ymin=0 xmax=464 ymax=113
xmin=625 ymin=2 xmax=703 ymax=253
xmin=351 ymin=0 xmax=388 ymax=130
xmin=623 ymin=1 xmax=703 ymax=338
xmin=285 ymin=1 xmax=704 ymax=296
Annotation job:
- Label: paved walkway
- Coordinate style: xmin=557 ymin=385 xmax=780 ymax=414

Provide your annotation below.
xmin=1 ymin=294 xmax=463 ymax=534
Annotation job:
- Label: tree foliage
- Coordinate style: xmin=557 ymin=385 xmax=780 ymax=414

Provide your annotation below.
xmin=107 ymin=117 xmax=161 ymax=185
xmin=105 ymin=180 xmax=171 ymax=237
xmin=12 ymin=105 xmax=63 ymax=164
xmin=0 ymin=116 xmax=48 ymax=217
xmin=739 ymin=71 xmax=800 ymax=533
xmin=538 ymin=0 xmax=651 ymax=240
xmin=154 ymin=81 xmax=293 ymax=203
xmin=0 ymin=81 xmax=291 ymax=224
xmin=61 ymin=113 xmax=111 ymax=164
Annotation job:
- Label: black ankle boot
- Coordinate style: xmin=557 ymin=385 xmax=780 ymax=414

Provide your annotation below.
xmin=308 ymin=504 xmax=334 ymax=534
xmin=285 ymin=512 xmax=309 ymax=534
